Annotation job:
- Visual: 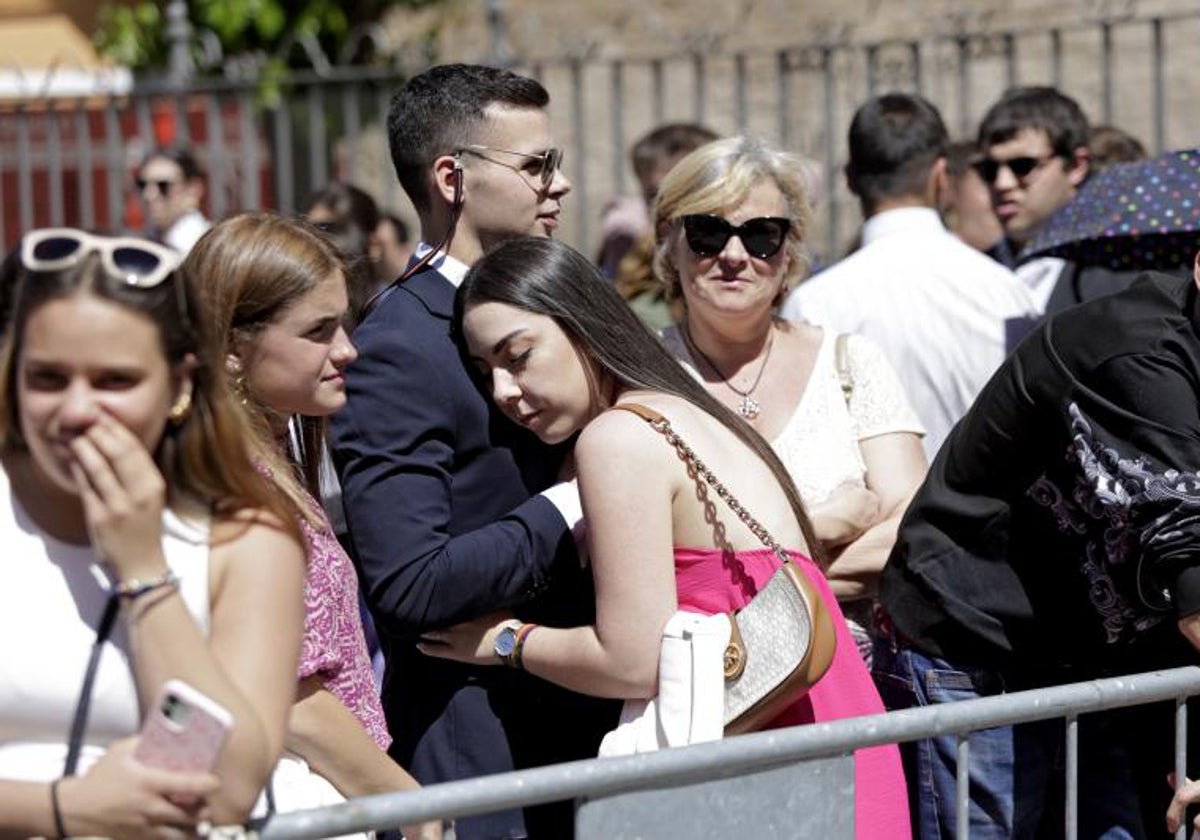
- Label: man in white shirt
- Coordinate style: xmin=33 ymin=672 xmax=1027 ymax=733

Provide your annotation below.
xmin=782 ymin=92 xmax=1038 ymax=460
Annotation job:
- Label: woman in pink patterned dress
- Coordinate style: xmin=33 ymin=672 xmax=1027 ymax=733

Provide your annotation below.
xmin=185 ymin=212 xmax=439 ymax=839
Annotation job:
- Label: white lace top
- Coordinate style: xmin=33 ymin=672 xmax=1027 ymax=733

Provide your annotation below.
xmin=662 ymin=326 xmax=924 ymax=504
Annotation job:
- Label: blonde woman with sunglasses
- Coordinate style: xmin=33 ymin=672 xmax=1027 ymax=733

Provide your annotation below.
xmin=652 ymin=137 xmax=928 ymax=653
xmin=0 ymin=229 xmax=305 ymax=837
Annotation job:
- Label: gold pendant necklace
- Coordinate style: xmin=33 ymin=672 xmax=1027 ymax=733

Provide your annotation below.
xmin=682 ymin=322 xmax=775 ymax=421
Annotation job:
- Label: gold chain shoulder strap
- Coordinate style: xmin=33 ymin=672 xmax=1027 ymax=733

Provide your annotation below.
xmin=610 ymin=403 xmax=790 ymax=563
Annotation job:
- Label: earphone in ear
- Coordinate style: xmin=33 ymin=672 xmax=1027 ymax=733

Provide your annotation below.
xmin=452 ymin=155 xmax=464 ymax=208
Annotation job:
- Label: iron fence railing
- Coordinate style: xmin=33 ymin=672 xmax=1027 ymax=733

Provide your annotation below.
xmin=258 ymin=666 xmax=1200 ymax=840
xmin=2 ymin=10 xmax=1198 ymax=261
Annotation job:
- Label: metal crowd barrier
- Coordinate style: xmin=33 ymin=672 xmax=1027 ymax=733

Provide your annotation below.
xmin=258 ymin=666 xmax=1200 ymax=840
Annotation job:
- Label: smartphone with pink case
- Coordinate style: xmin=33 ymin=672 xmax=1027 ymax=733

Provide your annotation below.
xmin=134 ymin=679 xmax=233 ymax=772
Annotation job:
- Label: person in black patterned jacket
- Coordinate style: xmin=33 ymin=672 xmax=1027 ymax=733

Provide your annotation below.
xmin=876 ymin=259 xmax=1200 ymax=839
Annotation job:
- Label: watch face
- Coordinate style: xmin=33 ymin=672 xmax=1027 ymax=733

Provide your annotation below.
xmin=494 ymin=626 xmax=518 ymax=658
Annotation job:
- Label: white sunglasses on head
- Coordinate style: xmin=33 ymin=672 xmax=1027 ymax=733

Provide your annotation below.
xmin=20 ymin=228 xmax=182 ymax=289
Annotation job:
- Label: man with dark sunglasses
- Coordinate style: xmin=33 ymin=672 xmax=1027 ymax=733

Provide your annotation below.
xmin=782 ymin=92 xmax=1037 ymax=460
xmin=976 ymin=86 xmax=1138 ymax=314
xmin=329 ymin=63 xmax=613 ymax=840
xmin=136 ymin=146 xmax=210 ymax=255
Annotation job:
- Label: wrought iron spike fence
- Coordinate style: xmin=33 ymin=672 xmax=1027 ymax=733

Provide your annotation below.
xmin=1 ymin=9 xmax=1198 ymax=260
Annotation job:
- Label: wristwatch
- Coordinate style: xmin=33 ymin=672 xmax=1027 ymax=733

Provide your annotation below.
xmin=493 ymin=620 xmax=523 ymax=667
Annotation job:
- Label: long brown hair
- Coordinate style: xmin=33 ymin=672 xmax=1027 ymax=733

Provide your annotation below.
xmin=456 ymin=236 xmax=824 ymax=567
xmin=184 ymin=211 xmax=348 ymax=528
xmin=0 ymin=237 xmax=301 ymax=544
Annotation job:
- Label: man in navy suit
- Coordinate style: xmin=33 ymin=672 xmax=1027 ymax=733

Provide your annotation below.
xmin=329 ymin=64 xmax=616 ymax=838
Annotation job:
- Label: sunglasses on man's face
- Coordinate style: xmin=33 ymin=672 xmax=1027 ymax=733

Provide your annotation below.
xmin=21 ymin=228 xmax=182 ymax=289
xmin=681 ymin=214 xmax=792 ymax=260
xmin=971 ymin=155 xmax=1057 ymax=184
xmin=458 ymin=145 xmax=565 ymax=188
xmin=135 ymin=177 xmax=180 ymax=195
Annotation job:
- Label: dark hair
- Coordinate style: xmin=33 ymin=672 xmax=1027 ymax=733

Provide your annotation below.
xmin=141 ymin=145 xmax=205 ymax=181
xmin=387 ymin=64 xmax=550 ymax=214
xmin=0 ymin=233 xmax=300 ymax=541
xmin=845 ymin=92 xmax=948 ymax=211
xmin=631 ymin=123 xmax=720 ymax=187
xmin=305 ymin=182 xmax=380 ymax=322
xmin=0 ymin=246 xmax=21 ymax=341
xmin=944 ymin=139 xmax=983 ymax=180
xmin=1088 ymin=124 xmax=1147 ymax=171
xmin=307 ymin=182 xmax=381 ymax=239
xmin=977 ymin=86 xmax=1090 ymax=159
xmin=456 ymin=237 xmax=823 ymax=567
xmin=378 ymin=212 xmax=410 ymax=244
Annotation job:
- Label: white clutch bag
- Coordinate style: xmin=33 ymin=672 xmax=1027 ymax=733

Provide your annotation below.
xmin=598 ymin=610 xmax=730 ymax=757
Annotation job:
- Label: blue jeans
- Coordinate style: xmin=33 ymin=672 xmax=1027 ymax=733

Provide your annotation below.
xmin=872 ymin=637 xmax=1145 ymax=840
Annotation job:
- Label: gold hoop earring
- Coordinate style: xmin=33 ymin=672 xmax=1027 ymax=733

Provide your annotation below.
xmin=169 ymin=391 xmax=192 ymax=425
xmin=233 ymin=374 xmax=250 ymax=406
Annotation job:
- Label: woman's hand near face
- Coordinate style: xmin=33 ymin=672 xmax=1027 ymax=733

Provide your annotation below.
xmin=68 ymin=411 xmax=169 ymax=579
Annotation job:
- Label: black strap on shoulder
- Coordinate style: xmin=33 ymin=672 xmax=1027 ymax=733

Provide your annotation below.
xmin=63 ymin=593 xmax=120 ymax=777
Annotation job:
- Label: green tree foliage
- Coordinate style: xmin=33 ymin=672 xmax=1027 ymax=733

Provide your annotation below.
xmin=94 ymin=0 xmax=440 ymax=72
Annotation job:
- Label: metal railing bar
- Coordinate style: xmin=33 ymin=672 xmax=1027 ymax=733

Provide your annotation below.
xmin=16 ymin=106 xmax=33 ymax=233
xmin=1152 ymin=18 xmax=1166 ymax=154
xmin=103 ymin=97 xmax=123 ymax=231
xmin=205 ymin=92 xmax=226 ymax=220
xmin=569 ymin=58 xmax=587 ymax=248
xmin=1065 ymin=714 xmax=1078 ymax=840
xmin=261 ymin=667 xmax=1200 ymax=839
xmin=47 ymin=109 xmax=64 ymax=227
xmin=271 ymin=99 xmax=295 ymax=215
xmin=609 ymin=60 xmax=624 ymax=199
xmin=1176 ymin=696 xmax=1188 ymax=840
xmin=956 ymin=735 xmax=970 ymax=839
xmin=238 ymin=89 xmax=261 ymax=212
xmin=78 ymin=100 xmax=98 ymax=230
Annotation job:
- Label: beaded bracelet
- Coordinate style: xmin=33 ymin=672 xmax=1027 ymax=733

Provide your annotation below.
xmin=513 ymin=623 xmax=539 ymax=671
xmin=49 ymin=777 xmax=68 ymax=839
xmin=113 ymin=569 xmax=180 ymax=601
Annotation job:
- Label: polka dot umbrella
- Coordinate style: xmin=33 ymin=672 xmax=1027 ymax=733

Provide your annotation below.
xmin=1023 ymin=148 xmax=1200 ymax=272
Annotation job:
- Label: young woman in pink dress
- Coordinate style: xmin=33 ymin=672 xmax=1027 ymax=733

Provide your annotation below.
xmin=422 ymin=236 xmax=910 ymax=839
xmin=185 ymin=212 xmax=439 ymax=839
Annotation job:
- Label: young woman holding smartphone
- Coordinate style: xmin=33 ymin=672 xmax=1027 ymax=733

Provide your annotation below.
xmin=0 ymin=228 xmax=306 ymax=836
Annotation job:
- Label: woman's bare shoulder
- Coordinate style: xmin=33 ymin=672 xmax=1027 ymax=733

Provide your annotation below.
xmin=208 ymin=507 xmax=304 ymax=578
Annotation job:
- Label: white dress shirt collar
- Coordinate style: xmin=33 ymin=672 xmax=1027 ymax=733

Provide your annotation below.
xmin=860 ymin=206 xmax=945 ymax=246
xmin=413 ymin=241 xmax=471 ymax=288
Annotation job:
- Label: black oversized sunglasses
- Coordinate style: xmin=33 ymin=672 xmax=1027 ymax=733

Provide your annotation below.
xmin=971 ymin=155 xmax=1056 ymax=184
xmin=681 ymin=214 xmax=792 ymax=260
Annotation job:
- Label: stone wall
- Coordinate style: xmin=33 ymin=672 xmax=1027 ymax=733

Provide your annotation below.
xmin=378 ymin=0 xmax=1200 ymax=257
